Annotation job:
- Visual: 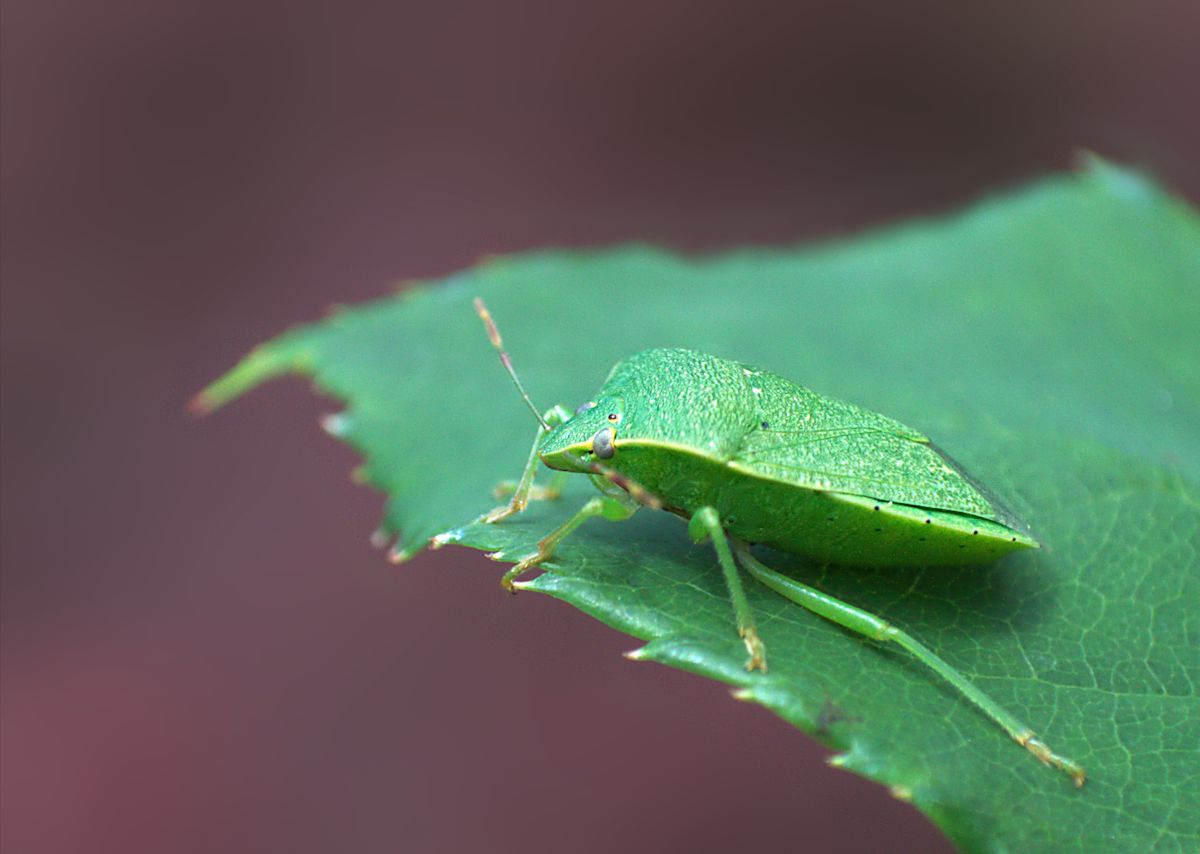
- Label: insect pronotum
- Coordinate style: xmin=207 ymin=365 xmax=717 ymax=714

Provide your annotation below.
xmin=471 ymin=298 xmax=1085 ymax=786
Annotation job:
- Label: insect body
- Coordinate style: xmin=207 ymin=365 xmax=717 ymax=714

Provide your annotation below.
xmin=472 ymin=299 xmax=1085 ymax=786
xmin=539 ymin=348 xmax=1038 ymax=567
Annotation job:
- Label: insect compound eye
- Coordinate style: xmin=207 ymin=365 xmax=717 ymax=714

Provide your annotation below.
xmin=591 ymin=427 xmax=616 ymax=459
xmin=575 ymin=401 xmax=597 ymax=416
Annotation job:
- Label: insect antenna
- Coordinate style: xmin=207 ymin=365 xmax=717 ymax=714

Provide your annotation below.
xmin=473 ymin=297 xmax=550 ymax=430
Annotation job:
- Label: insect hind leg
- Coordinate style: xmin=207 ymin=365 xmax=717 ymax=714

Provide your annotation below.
xmin=732 ymin=542 xmax=1085 ymax=786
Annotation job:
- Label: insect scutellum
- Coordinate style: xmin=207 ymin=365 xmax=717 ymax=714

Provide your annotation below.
xmin=470 ymin=297 xmax=1085 ymax=787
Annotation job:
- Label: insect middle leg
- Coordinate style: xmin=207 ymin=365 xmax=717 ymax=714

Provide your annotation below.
xmin=687 ymin=507 xmax=767 ymax=673
xmin=732 ymin=542 xmax=1086 ymax=786
xmin=499 ymin=492 xmax=638 ymax=591
xmin=483 ymin=405 xmax=571 ymax=523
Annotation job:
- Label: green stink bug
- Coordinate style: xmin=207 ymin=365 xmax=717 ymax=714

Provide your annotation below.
xmin=471 ymin=298 xmax=1085 ymax=786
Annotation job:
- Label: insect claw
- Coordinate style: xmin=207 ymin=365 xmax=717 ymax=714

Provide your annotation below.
xmin=1019 ymin=733 xmax=1087 ymax=786
xmin=482 ymin=500 xmax=528 ymax=523
xmin=741 ymin=629 xmax=768 ymax=673
xmin=500 ymin=559 xmax=533 ymax=591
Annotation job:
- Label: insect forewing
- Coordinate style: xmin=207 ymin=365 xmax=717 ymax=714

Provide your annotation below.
xmin=731 ymin=369 xmax=998 ymax=521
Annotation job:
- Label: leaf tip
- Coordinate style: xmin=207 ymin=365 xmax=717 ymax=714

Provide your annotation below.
xmin=186 ymin=390 xmax=217 ymax=416
xmin=319 ymin=411 xmax=352 ymax=438
xmin=388 ymin=543 xmax=415 ymax=564
xmin=889 ymin=784 xmax=914 ymax=802
xmin=429 ymin=529 xmax=461 ymax=550
xmin=622 ymin=647 xmax=648 ymax=661
xmin=188 ymin=333 xmax=309 ymax=412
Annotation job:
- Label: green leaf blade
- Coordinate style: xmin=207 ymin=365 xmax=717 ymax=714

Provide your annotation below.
xmin=202 ymin=160 xmax=1200 ymax=852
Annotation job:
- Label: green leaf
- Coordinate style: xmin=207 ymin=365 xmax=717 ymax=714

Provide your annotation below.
xmin=199 ymin=158 xmax=1200 ymax=852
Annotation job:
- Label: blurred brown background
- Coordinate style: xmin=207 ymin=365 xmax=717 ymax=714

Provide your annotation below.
xmin=3 ymin=2 xmax=1197 ymax=852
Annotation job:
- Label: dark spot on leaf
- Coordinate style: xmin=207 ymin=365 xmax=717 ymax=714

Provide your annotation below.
xmin=873 ymin=505 xmax=880 ymax=511
xmin=815 ymin=697 xmax=860 ymax=733
xmin=924 ymin=518 xmax=931 ymax=524
xmin=761 ymin=421 xmax=770 ymax=429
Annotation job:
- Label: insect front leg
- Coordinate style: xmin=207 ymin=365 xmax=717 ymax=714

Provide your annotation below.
xmin=500 ymin=491 xmax=638 ymax=592
xmin=483 ymin=405 xmax=572 ymax=524
xmin=732 ymin=542 xmax=1086 ymax=786
xmin=687 ymin=507 xmax=767 ymax=673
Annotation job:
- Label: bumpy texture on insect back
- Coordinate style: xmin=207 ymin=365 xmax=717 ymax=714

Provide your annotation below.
xmin=540 ymin=348 xmax=1036 ymax=566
